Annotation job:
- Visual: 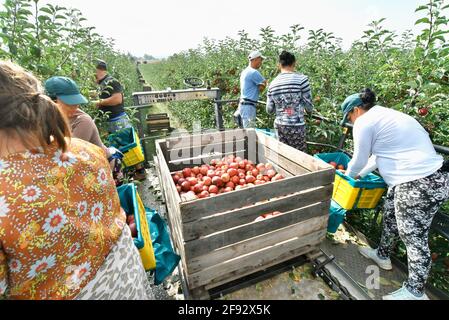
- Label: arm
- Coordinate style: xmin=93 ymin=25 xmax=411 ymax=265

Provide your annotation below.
xmin=266 ymin=89 xmax=275 ymax=114
xmin=346 ymin=124 xmax=375 ymax=179
xmin=253 ymin=71 xmax=267 ymax=93
xmin=97 ymin=93 xmax=123 ymax=108
xmin=259 ymin=80 xmax=268 ymax=93
xmin=301 ymin=77 xmax=314 ymax=114
xmin=97 ymin=79 xmax=124 ymax=108
xmin=358 ymin=155 xmax=378 ymax=178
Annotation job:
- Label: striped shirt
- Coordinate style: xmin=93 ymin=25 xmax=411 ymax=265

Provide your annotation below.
xmin=266 ymin=72 xmax=313 ymax=126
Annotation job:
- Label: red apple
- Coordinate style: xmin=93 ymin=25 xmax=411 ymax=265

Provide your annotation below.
xmin=246 ymin=176 xmax=256 ymax=184
xmin=226 ymin=182 xmax=235 ymax=189
xmin=200 ymin=166 xmax=209 ymax=176
xmin=267 ymin=170 xmax=277 ymax=178
xmin=203 ymin=177 xmax=212 ymax=186
xmin=199 ymin=191 xmax=210 ymax=199
xmin=193 ymin=183 xmax=204 ymax=194
xmin=221 ymin=173 xmax=231 ymax=183
xmin=256 ymin=163 xmax=266 ymax=173
xmin=187 ymin=177 xmax=198 ymax=186
xmin=209 ymin=185 xmax=219 ymax=194
xmin=231 ymin=176 xmax=240 ymax=184
xmin=182 ymin=168 xmax=192 ymax=178
xmin=212 ymin=176 xmax=224 ymax=187
xmin=207 ymin=170 xmax=216 ymax=178
xmin=173 ymin=174 xmax=181 ymax=184
xmin=181 ymin=181 xmax=191 ymax=192
xmin=228 ymin=168 xmax=238 ymax=177
xmin=230 ymin=162 xmax=239 ymax=170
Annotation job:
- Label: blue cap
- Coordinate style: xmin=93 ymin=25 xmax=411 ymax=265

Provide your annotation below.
xmin=341 ymin=93 xmax=363 ymax=124
xmin=44 ymin=76 xmax=88 ymax=106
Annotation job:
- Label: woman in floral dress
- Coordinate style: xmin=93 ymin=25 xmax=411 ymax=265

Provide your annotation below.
xmin=0 ymin=61 xmax=153 ymax=300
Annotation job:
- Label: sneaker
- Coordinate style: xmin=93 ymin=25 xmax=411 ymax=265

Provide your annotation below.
xmin=383 ymin=286 xmax=430 ymax=300
xmin=358 ymin=246 xmax=393 ymax=271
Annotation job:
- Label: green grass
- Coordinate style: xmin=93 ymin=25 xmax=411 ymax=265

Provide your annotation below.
xmin=139 ymin=63 xmax=184 ymax=130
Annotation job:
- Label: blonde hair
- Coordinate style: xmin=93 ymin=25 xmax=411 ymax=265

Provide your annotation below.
xmin=0 ymin=61 xmax=71 ymax=152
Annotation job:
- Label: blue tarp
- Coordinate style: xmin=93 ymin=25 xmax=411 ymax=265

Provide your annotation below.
xmin=328 ymin=200 xmax=347 ymax=234
xmin=146 ymin=209 xmax=181 ymax=286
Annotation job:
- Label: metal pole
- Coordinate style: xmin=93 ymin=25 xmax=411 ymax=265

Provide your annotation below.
xmin=214 ymin=91 xmax=224 ymax=131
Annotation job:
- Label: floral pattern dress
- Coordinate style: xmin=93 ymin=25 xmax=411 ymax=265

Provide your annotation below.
xmin=0 ymin=138 xmax=126 ymax=300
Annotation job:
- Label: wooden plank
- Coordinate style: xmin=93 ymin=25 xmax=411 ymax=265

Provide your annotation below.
xmin=165 ymin=129 xmax=248 ymax=150
xmin=156 ymin=143 xmax=187 ymax=271
xmin=182 ymin=184 xmax=333 ymax=241
xmin=168 ymin=139 xmax=247 ymax=162
xmin=188 ymin=229 xmax=326 ymax=289
xmin=184 ymin=200 xmax=330 ymax=259
xmin=187 ymin=215 xmax=328 ymax=274
xmin=260 ymin=143 xmax=311 ymax=176
xmin=204 ymin=243 xmax=319 ymax=291
xmin=179 ymin=169 xmax=335 ymax=222
xmin=256 ymin=130 xmax=331 ymax=171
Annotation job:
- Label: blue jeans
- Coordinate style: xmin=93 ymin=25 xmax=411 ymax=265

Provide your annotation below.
xmin=239 ymin=104 xmax=257 ymax=129
xmin=108 ymin=113 xmax=132 ymax=133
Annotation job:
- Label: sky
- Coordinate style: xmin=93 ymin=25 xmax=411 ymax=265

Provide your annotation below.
xmin=33 ymin=0 xmax=425 ymax=58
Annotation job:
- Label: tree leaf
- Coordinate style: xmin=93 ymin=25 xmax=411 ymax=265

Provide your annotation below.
xmin=415 ymin=17 xmax=431 ymax=25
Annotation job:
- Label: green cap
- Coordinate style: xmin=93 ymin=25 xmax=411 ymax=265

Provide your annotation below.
xmin=341 ymin=93 xmax=363 ymax=124
xmin=45 ymin=76 xmax=88 ymax=106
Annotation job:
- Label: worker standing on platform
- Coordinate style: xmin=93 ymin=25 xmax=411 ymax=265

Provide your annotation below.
xmin=340 ymin=88 xmax=449 ymax=300
xmin=266 ymin=51 xmax=313 ymax=153
xmin=95 ymin=60 xmax=147 ymax=181
xmin=95 ymin=60 xmax=132 ymax=133
xmin=235 ymin=51 xmax=268 ymax=129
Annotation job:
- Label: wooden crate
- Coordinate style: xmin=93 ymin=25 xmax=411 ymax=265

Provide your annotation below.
xmin=155 ymin=129 xmax=334 ymax=299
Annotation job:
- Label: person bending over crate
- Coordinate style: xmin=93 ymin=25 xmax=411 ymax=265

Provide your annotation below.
xmin=0 ymin=61 xmax=153 ymax=300
xmin=341 ymin=88 xmax=449 ymax=300
xmin=266 ymin=51 xmax=314 ymax=153
xmin=44 ymin=76 xmax=124 ymax=185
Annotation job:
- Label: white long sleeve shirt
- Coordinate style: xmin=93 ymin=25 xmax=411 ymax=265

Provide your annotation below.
xmin=346 ymin=106 xmax=443 ymax=187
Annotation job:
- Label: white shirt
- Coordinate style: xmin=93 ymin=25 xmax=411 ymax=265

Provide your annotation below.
xmin=346 ymin=106 xmax=443 ymax=187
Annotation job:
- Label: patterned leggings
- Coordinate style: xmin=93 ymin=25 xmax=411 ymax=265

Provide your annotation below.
xmin=377 ymin=169 xmax=449 ymax=296
xmin=275 ymin=124 xmax=307 ymax=153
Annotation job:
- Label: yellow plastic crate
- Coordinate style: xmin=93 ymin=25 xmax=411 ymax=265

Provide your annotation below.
xmin=123 ymin=131 xmax=145 ymax=167
xmin=117 ymin=184 xmax=156 ymax=271
xmin=314 ymin=153 xmax=387 ymax=211
xmin=135 ymin=190 xmax=156 ymax=271
xmin=333 ymin=174 xmax=386 ymax=210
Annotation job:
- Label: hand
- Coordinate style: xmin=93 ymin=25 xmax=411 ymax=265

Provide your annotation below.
xmin=95 ymin=100 xmax=102 ymax=108
xmin=107 ymin=147 xmax=123 ymax=160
